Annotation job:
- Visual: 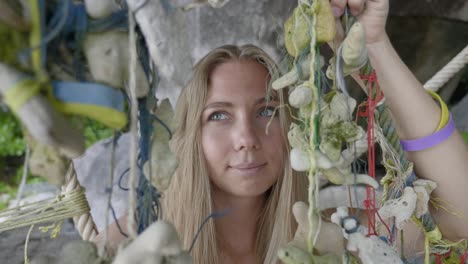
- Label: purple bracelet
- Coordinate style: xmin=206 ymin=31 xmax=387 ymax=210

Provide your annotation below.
xmin=400 ymin=114 xmax=455 ymax=152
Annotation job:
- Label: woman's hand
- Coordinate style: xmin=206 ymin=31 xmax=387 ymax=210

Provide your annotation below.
xmin=330 ymin=0 xmax=389 ymax=45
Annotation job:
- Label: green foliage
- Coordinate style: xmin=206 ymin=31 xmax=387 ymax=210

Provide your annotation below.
xmin=0 ymin=166 xmax=45 ymax=210
xmin=0 ymin=109 xmax=26 ymax=156
xmin=0 ymin=21 xmax=28 ymax=69
xmin=83 ymin=118 xmax=114 ymax=148
xmin=0 ymin=181 xmax=16 ymax=210
xmin=0 ymin=109 xmax=115 ymax=158
xmin=0 ymin=111 xmax=113 ymax=210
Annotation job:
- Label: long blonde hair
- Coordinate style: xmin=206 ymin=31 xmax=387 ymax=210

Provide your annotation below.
xmin=163 ymin=44 xmax=307 ymax=263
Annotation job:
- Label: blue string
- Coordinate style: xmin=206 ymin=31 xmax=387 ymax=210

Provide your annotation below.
xmin=20 ymin=1 xmax=128 ymax=78
xmin=44 ymin=0 xmax=71 ymax=43
xmin=189 ymin=209 xmax=231 ymax=252
xmin=109 ymin=202 xmax=129 ymax=238
xmin=39 ymin=0 xmax=46 ymax=67
xmin=404 ymin=171 xmax=416 ymax=187
xmin=118 ymin=168 xmax=130 ymax=191
xmin=136 ymin=97 xmax=161 ymax=234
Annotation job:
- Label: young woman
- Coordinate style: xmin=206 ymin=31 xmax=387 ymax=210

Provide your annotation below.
xmin=163 ymin=44 xmax=307 ymax=263
xmin=97 ymin=0 xmax=468 ymax=262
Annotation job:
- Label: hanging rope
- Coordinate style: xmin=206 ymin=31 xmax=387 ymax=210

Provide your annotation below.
xmin=62 ymin=163 xmax=98 ymax=241
xmin=126 ymin=8 xmax=139 ymax=239
xmin=424 ymin=44 xmax=468 ymax=92
xmin=15 ymin=145 xmax=30 ymax=207
xmin=303 ymin=0 xmax=320 ymax=254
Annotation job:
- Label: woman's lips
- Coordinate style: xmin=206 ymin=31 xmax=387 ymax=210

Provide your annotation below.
xmin=229 ymin=163 xmax=267 ymax=175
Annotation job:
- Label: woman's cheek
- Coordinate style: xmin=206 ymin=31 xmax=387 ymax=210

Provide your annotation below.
xmin=202 ymin=125 xmax=231 ymax=157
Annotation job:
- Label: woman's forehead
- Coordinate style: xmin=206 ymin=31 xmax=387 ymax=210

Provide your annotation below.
xmin=206 ymin=60 xmax=275 ymax=102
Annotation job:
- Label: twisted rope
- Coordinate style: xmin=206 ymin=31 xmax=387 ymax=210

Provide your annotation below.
xmin=302 ymin=1 xmax=320 ymax=253
xmin=424 ymin=44 xmax=468 ymax=92
xmin=374 ymin=104 xmax=450 ymax=262
xmin=0 ymin=181 xmax=89 ymax=232
xmin=63 ymin=163 xmax=97 ymax=241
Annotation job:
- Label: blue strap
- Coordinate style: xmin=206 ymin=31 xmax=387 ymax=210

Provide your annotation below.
xmin=88 ymin=10 xmax=128 ymax=33
xmin=52 ymin=81 xmax=125 ymax=111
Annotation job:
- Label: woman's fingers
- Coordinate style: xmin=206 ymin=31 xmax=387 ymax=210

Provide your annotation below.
xmin=330 ymin=0 xmax=346 ymax=17
xmin=330 ymin=0 xmax=366 ymax=17
xmin=329 ymin=0 xmax=389 ymax=44
xmin=347 ymin=0 xmax=365 ymax=16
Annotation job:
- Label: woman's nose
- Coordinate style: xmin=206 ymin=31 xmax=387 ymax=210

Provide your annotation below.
xmin=233 ymin=117 xmax=261 ymax=151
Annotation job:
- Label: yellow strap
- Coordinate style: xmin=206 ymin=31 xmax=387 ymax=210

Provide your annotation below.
xmin=3 ymin=79 xmax=42 ymax=113
xmin=424 ymin=227 xmax=443 ymax=264
xmin=53 ymin=102 xmax=127 ymax=129
xmin=424 ymin=236 xmax=430 ymax=264
xmin=427 ymin=90 xmax=449 ymax=131
xmin=426 ymin=226 xmax=443 ymax=242
xmin=28 ymin=0 xmax=44 ymax=77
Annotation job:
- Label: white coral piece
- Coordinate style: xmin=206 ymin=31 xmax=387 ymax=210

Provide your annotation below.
xmin=83 ymin=31 xmax=150 ymax=98
xmin=378 ymin=187 xmax=417 ymax=229
xmin=143 ymin=99 xmax=178 ymax=190
xmin=332 ymin=207 xmax=403 ymax=264
xmin=287 ymin=202 xmax=344 ymax=256
xmin=316 ymin=150 xmax=379 ymax=188
xmin=83 ymin=0 xmax=120 ymax=18
xmin=290 ymin=148 xmax=310 ymax=172
xmin=347 ymin=233 xmax=403 ymax=264
xmin=272 ymin=56 xmax=311 ymax=90
xmin=329 ymin=92 xmax=357 ymax=120
xmin=287 ymin=123 xmax=307 ymax=150
xmin=113 ymin=221 xmax=191 ymax=264
xmin=342 ymin=22 xmax=368 ymax=68
xmin=289 ymin=83 xmax=313 ymax=109
xmin=412 ymin=179 xmax=437 ymax=218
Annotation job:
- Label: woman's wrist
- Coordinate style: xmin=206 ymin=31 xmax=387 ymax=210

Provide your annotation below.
xmin=366 ymin=33 xmax=391 ymax=57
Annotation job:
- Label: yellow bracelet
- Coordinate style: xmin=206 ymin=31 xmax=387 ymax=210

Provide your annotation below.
xmin=427 ymin=90 xmax=449 ymax=131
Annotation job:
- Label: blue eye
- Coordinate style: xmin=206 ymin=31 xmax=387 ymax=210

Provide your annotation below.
xmin=259 ymin=107 xmax=276 ymax=117
xmin=208 ymin=112 xmax=228 ymax=121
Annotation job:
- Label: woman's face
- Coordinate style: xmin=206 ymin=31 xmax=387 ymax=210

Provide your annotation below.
xmin=201 ymin=59 xmax=285 ymax=199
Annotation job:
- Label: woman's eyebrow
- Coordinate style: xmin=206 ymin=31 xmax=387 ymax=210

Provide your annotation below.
xmin=204 ymin=96 xmax=278 ymax=110
xmin=204 ymin=101 xmax=233 ymax=110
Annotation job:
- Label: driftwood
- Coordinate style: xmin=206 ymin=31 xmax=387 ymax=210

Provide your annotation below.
xmin=0 ymin=63 xmax=84 ymax=158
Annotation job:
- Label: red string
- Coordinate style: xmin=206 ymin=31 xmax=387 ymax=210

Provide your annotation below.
xmin=460 ymin=251 xmax=468 ymax=263
xmin=435 ymin=249 xmax=452 ymax=264
xmin=359 ymin=71 xmax=388 ymax=238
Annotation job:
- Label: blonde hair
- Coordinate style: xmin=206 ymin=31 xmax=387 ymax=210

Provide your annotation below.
xmin=163 ymin=44 xmax=307 ymax=263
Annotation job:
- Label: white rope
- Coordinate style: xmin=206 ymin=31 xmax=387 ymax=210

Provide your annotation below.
xmin=24 ymin=224 xmax=34 ymax=264
xmin=0 ymin=184 xmax=89 ymax=232
xmin=424 ymin=44 xmax=468 ymax=92
xmin=15 ymin=145 xmax=30 ymax=207
xmin=63 ymin=164 xmax=97 ymax=241
xmin=127 ymin=8 xmax=139 ymax=239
